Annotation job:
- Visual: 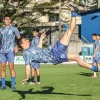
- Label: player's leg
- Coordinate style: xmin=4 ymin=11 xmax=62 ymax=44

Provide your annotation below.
xmin=0 ymin=53 xmax=7 ymax=89
xmin=67 ymin=53 xmax=99 ymax=72
xmin=97 ymin=63 xmax=100 ymax=75
xmin=36 ymin=68 xmax=40 ymax=84
xmin=0 ymin=63 xmax=1 ymax=84
xmin=91 ymin=62 xmax=97 ymax=78
xmin=92 ymin=58 xmax=100 ymax=78
xmin=60 ymin=6 xmax=77 ymax=46
xmin=1 ymin=63 xmax=6 ymax=89
xmin=30 ymin=68 xmax=35 ymax=84
xmin=7 ymin=52 xmax=16 ymax=90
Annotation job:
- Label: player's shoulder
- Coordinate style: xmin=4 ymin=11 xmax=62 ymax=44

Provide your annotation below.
xmin=34 ymin=36 xmax=39 ymax=39
xmin=23 ymin=48 xmax=30 ymax=55
xmin=10 ymin=25 xmax=15 ymax=29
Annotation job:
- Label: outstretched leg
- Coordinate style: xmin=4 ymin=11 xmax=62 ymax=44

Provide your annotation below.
xmin=68 ymin=54 xmax=93 ymax=69
xmin=60 ymin=6 xmax=99 ymax=72
xmin=60 ymin=6 xmax=76 ymax=46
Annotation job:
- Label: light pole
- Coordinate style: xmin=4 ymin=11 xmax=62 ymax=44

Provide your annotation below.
xmin=59 ymin=0 xmax=62 ymax=38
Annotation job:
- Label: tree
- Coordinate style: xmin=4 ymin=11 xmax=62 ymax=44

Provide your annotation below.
xmin=0 ymin=0 xmax=60 ymax=27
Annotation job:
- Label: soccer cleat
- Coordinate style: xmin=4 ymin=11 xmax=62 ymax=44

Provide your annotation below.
xmin=0 ymin=86 xmax=6 ymax=90
xmin=11 ymin=86 xmax=16 ymax=91
xmin=29 ymin=82 xmax=36 ymax=85
xmin=36 ymin=82 xmax=41 ymax=84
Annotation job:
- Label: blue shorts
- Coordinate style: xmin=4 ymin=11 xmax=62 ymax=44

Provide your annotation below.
xmin=51 ymin=40 xmax=68 ymax=64
xmin=0 ymin=52 xmax=15 ymax=63
xmin=93 ymin=56 xmax=100 ymax=64
xmin=96 ymin=57 xmax=100 ymax=64
xmin=30 ymin=62 xmax=40 ymax=69
xmin=93 ymin=57 xmax=97 ymax=63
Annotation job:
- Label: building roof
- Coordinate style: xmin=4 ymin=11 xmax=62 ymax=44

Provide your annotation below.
xmin=80 ymin=8 xmax=100 ymax=16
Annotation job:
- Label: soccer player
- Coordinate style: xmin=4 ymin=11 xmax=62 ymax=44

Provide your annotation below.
xmin=17 ymin=6 xmax=99 ymax=84
xmin=91 ymin=33 xmax=98 ymax=78
xmin=92 ymin=34 xmax=100 ymax=78
xmin=0 ymin=15 xmax=21 ymax=90
xmin=31 ymin=28 xmax=40 ymax=84
xmin=26 ymin=28 xmax=41 ymax=84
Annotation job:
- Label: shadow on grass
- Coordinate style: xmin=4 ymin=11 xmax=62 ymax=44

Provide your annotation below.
xmin=13 ymin=86 xmax=92 ymax=100
xmin=6 ymin=81 xmax=11 ymax=88
xmin=78 ymin=72 xmax=93 ymax=76
xmin=6 ymin=81 xmax=17 ymax=88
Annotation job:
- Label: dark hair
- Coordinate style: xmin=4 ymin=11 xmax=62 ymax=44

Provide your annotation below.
xmin=96 ymin=34 xmax=100 ymax=36
xmin=3 ymin=15 xmax=11 ymax=19
xmin=17 ymin=35 xmax=30 ymax=49
xmin=92 ymin=33 xmax=96 ymax=36
xmin=17 ymin=38 xmax=23 ymax=49
xmin=33 ymin=28 xmax=39 ymax=32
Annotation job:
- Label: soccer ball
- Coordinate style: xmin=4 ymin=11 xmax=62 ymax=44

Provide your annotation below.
xmin=60 ymin=9 xmax=71 ymax=23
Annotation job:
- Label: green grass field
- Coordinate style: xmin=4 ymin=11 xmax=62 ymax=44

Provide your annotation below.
xmin=0 ymin=64 xmax=100 ymax=100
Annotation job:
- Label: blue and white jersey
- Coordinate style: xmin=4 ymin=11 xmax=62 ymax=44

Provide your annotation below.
xmin=96 ymin=41 xmax=100 ymax=58
xmin=23 ymin=46 xmax=56 ymax=65
xmin=31 ymin=36 xmax=40 ymax=47
xmin=93 ymin=40 xmax=98 ymax=50
xmin=0 ymin=25 xmax=20 ymax=53
xmin=30 ymin=36 xmax=40 ymax=68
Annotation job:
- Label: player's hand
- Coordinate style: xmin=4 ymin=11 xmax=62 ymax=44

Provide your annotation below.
xmin=40 ymin=32 xmax=46 ymax=40
xmin=14 ymin=45 xmax=18 ymax=54
xmin=21 ymin=78 xmax=29 ymax=85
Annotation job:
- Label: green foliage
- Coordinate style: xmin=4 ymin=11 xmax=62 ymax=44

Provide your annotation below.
xmin=0 ymin=0 xmax=59 ymax=27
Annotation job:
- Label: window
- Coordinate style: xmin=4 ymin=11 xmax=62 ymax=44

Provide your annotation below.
xmin=49 ymin=13 xmax=59 ymax=22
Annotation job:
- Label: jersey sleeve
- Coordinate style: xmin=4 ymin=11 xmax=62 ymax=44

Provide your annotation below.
xmin=34 ymin=37 xmax=40 ymax=46
xmin=23 ymin=52 xmax=31 ymax=65
xmin=13 ymin=27 xmax=20 ymax=37
xmin=31 ymin=37 xmax=40 ymax=47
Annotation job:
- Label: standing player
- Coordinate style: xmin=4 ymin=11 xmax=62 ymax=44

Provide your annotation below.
xmin=18 ymin=6 xmax=100 ymax=84
xmin=0 ymin=15 xmax=21 ymax=90
xmin=24 ymin=28 xmax=41 ymax=85
xmin=91 ymin=33 xmax=98 ymax=78
xmin=31 ymin=28 xmax=40 ymax=84
xmin=92 ymin=34 xmax=100 ymax=78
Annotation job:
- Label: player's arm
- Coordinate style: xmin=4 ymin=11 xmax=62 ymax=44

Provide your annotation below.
xmin=21 ymin=53 xmax=31 ymax=85
xmin=13 ymin=27 xmax=21 ymax=39
xmin=21 ymin=64 xmax=31 ymax=85
xmin=25 ymin=64 xmax=31 ymax=80
xmin=38 ymin=33 xmax=46 ymax=48
xmin=14 ymin=44 xmax=18 ymax=54
xmin=13 ymin=27 xmax=21 ymax=54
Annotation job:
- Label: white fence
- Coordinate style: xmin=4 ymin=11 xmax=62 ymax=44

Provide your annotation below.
xmin=14 ymin=56 xmax=93 ymax=64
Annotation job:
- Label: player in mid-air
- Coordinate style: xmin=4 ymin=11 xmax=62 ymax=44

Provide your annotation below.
xmin=17 ymin=6 xmax=100 ymax=84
